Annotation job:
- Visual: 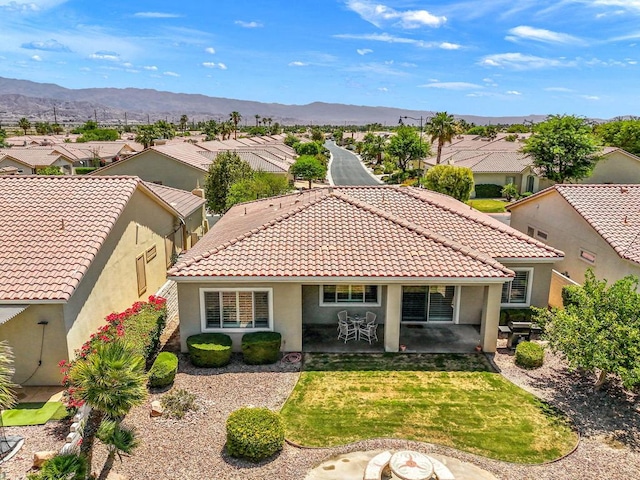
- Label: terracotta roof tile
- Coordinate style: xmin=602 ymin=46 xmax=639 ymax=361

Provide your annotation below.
xmin=143 ymin=182 xmax=205 ymax=217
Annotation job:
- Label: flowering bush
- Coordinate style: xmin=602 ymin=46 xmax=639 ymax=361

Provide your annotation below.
xmin=60 ymin=295 xmax=166 ymax=408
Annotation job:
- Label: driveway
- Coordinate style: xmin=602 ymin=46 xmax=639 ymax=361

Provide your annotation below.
xmin=325 ymin=141 xmax=381 ymax=186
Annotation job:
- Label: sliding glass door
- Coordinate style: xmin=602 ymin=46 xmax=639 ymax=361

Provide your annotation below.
xmin=401 ymin=286 xmax=456 ymax=323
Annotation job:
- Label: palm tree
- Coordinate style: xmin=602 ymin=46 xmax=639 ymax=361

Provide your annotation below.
xmin=220 ymin=121 xmax=233 ymax=140
xmin=68 ymin=340 xmax=147 ymax=470
xmin=179 ymin=114 xmax=189 ymax=132
xmin=426 ymin=112 xmax=457 ymax=164
xmin=134 ymin=125 xmax=158 ymax=149
xmin=18 ymin=117 xmax=31 ymax=135
xmin=254 ymin=114 xmax=261 ymax=127
xmin=229 ymin=111 xmax=241 ymax=140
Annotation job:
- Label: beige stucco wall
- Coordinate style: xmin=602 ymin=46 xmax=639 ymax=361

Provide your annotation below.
xmin=98 ymin=151 xmax=205 ymax=191
xmin=301 ymin=285 xmax=387 ymax=325
xmin=177 ymin=281 xmax=303 ymax=353
xmin=581 ymin=152 xmax=640 ymax=184
xmin=0 ymin=304 xmax=68 ymax=385
xmin=0 ymin=158 xmax=33 ymax=174
xmin=500 ymin=262 xmax=555 ymax=308
xmin=458 ymin=285 xmax=484 ymax=324
xmin=510 ymin=194 xmax=640 ymax=286
xmin=63 ymin=188 xmax=176 ymax=367
xmin=474 ymin=173 xmax=522 ymax=189
xmin=183 ymin=206 xmax=207 ymax=249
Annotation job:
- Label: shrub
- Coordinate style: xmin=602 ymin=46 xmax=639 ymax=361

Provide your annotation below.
xmin=422 ymin=164 xmax=475 ymax=202
xmin=521 ymin=191 xmax=533 ymax=198
xmin=474 ymin=184 xmax=503 ymax=198
xmin=187 ymin=333 xmax=232 ymax=367
xmin=241 ymin=332 xmax=282 ymax=365
xmin=502 ymin=183 xmax=519 ymax=201
xmin=148 ymin=352 xmax=178 ymax=388
xmin=515 ymin=341 xmax=544 ymax=369
xmin=499 ymin=308 xmax=534 ymax=326
xmin=161 ymin=388 xmax=198 ymax=419
xmin=561 ymin=284 xmax=584 ymax=308
xmin=75 ymin=167 xmax=97 ymax=175
xmin=27 ymin=452 xmax=88 ymax=480
xmin=226 ymin=407 xmax=284 ymax=461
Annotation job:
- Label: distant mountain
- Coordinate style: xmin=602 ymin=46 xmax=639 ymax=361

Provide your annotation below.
xmin=0 ymin=76 xmax=555 ymax=126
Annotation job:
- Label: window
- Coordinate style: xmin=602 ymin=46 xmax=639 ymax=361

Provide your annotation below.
xmin=579 ymin=248 xmax=596 ymax=264
xmin=136 ymin=254 xmax=147 ymax=296
xmin=505 ymin=176 xmax=516 ymax=185
xmin=401 ymin=286 xmax=457 ymax=323
xmin=320 ymin=285 xmax=380 ymax=306
xmin=526 ymin=226 xmax=535 ymax=237
xmin=536 ymin=230 xmax=548 ymax=240
xmin=201 ymin=288 xmax=272 ymax=331
xmin=501 ymin=268 xmax=533 ymax=306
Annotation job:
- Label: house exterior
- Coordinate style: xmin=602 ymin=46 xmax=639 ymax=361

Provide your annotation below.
xmin=509 ymin=184 xmax=640 ymax=300
xmin=0 ymin=149 xmax=76 ymax=174
xmin=0 ymin=175 xmax=188 ymax=385
xmin=169 ymin=186 xmax=563 ymax=354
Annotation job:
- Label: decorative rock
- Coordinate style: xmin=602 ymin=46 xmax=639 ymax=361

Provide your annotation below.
xmin=150 ymin=400 xmax=164 ymax=417
xmin=106 ymin=472 xmax=129 ymax=480
xmin=33 ymin=450 xmax=57 ymax=468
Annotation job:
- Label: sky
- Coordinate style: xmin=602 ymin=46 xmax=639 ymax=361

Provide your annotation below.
xmin=0 ymin=0 xmax=639 ymax=118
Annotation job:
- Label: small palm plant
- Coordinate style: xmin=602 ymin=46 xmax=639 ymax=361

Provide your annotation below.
xmin=0 ymin=340 xmax=18 ymax=462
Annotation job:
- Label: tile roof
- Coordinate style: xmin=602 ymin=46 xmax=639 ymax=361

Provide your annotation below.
xmin=198 ymin=150 xmax=290 ymax=173
xmin=170 ymin=186 xmax=562 ymax=280
xmin=0 ymin=175 xmax=173 ymax=302
xmin=143 ymin=182 xmax=205 ymax=218
xmin=513 ymin=184 xmax=640 ymax=265
xmin=0 ymin=149 xmax=73 ymax=167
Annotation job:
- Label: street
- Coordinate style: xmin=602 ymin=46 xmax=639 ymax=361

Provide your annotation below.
xmin=325 ymin=141 xmax=381 ymax=186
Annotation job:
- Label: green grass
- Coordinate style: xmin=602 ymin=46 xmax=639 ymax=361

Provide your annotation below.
xmin=281 ymin=354 xmax=577 ymax=463
xmin=467 ymin=199 xmax=508 ymax=213
xmin=1 ymin=402 xmax=68 ymax=426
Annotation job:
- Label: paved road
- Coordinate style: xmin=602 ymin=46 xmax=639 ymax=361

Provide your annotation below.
xmin=325 ymin=141 xmax=381 ymax=186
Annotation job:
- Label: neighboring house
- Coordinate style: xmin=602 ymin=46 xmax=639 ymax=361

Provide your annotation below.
xmin=0 ymin=175 xmax=192 ymax=385
xmin=509 ymin=184 xmax=640 ymax=302
xmin=169 ymin=186 xmax=563 ymax=354
xmin=582 ymin=147 xmax=640 ymax=184
xmin=0 ymin=149 xmax=75 ymax=174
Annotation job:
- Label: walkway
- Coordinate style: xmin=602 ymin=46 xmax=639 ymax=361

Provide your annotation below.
xmin=326 ymin=140 xmax=381 ymax=186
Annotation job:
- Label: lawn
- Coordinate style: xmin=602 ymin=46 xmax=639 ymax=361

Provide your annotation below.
xmin=1 ymin=402 xmax=68 ymax=426
xmin=467 ymin=199 xmax=508 ymax=213
xmin=281 ymin=354 xmax=577 ymax=463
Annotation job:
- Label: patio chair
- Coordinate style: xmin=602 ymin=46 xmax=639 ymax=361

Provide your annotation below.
xmin=337 ymin=310 xmax=348 ymax=331
xmin=337 ymin=319 xmax=357 ymax=343
xmin=365 ymin=311 xmax=377 ymax=324
xmin=358 ymin=320 xmax=378 ymax=344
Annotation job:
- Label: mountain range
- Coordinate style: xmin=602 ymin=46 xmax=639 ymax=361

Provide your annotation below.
xmin=0 ymin=76 xmax=555 ymax=127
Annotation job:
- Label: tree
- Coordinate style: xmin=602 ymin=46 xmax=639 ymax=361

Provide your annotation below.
xmin=502 ymin=183 xmax=519 ymax=201
xmin=594 ymin=119 xmax=640 ymax=156
xmin=202 ymin=120 xmax=219 ymax=141
xmin=425 ymin=112 xmax=457 ymax=165
xmin=35 ymin=121 xmax=52 ymax=135
xmin=422 ymin=165 xmax=474 ymax=202
xmin=361 ymin=133 xmax=386 ymax=165
xmin=226 ymin=172 xmax=291 ymax=209
xmin=254 ymin=114 xmax=261 ymax=127
xmin=37 ymin=166 xmax=64 ymax=175
xmin=522 ymin=115 xmax=602 ymax=183
xmin=204 ymin=151 xmax=253 ymax=213
xmin=18 ymin=117 xmax=31 ymax=135
xmin=68 ymin=340 xmax=147 ymax=470
xmin=135 ymin=125 xmax=158 ymax=148
xmin=219 ymin=121 xmax=233 ymax=140
xmin=294 ymin=141 xmax=324 ymax=157
xmin=534 ymin=270 xmax=640 ymax=390
xmin=179 ymin=114 xmax=189 ymax=132
xmin=385 ymin=126 xmax=429 ymax=172
xmin=51 ymin=123 xmax=64 ymax=135
xmin=290 ymin=155 xmax=327 ymax=189
xmin=229 ymin=111 xmax=242 ymax=140
xmin=153 ymin=120 xmax=175 ymax=140
xmin=284 ymin=134 xmax=299 ymax=147
xmin=310 ymin=128 xmax=324 ymax=143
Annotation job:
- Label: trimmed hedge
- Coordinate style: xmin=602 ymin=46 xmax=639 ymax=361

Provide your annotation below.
xmin=499 ymin=307 xmax=534 ymax=326
xmin=474 ymin=183 xmax=503 ymax=198
xmin=515 ymin=341 xmax=544 ymax=369
xmin=148 ymin=352 xmax=178 ymax=388
xmin=75 ymin=167 xmax=97 ymax=175
xmin=226 ymin=407 xmax=284 ymax=462
xmin=187 ymin=333 xmax=232 ymax=367
xmin=241 ymin=332 xmax=281 ymax=365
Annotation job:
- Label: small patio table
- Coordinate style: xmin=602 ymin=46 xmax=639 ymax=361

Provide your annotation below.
xmin=347 ymin=315 xmax=364 ymax=340
xmin=389 ymin=450 xmax=435 ymax=480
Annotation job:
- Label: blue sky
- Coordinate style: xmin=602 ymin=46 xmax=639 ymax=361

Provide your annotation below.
xmin=0 ymin=0 xmax=639 ymax=118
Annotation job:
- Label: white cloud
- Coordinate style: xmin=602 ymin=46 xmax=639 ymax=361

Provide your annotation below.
xmin=288 ymin=61 xmax=308 ymax=67
xmin=544 ymin=86 xmax=573 ymax=92
xmin=506 ymin=90 xmax=522 ymax=95
xmin=134 ymin=12 xmax=182 ymax=18
xmin=143 ymin=65 xmax=158 ymax=71
xmin=79 ymin=66 xmax=91 ymax=72
xmin=235 ymin=20 xmax=263 ymax=28
xmin=122 ymin=62 xmax=133 ymax=67
xmin=202 ymin=62 xmax=227 ymax=69
xmin=506 ymin=26 xmax=584 ymax=45
xmin=205 ymin=47 xmax=216 ymax=54
xmin=88 ymin=51 xmax=120 ymax=61
xmin=357 ymin=48 xmax=373 ymax=55
xmin=581 ymin=94 xmax=600 ymax=100
xmin=378 ymin=87 xmax=388 ymax=91
xmin=345 ymin=0 xmax=446 ymax=28
xmin=21 ymin=39 xmax=70 ymax=52
xmin=439 ymin=42 xmax=461 ymax=50
xmin=335 ymin=33 xmax=462 ymax=49
xmin=0 ymin=0 xmax=66 ymax=12
xmin=420 ymin=81 xmax=483 ymax=90
xmin=479 ymin=52 xmax=574 ymax=69
xmin=31 ymin=54 xmax=41 ymax=61
xmin=218 ymin=63 xmax=227 ymax=70
xmin=346 ymin=62 xmax=409 ymax=76
xmin=163 ymin=71 xmax=180 ymax=77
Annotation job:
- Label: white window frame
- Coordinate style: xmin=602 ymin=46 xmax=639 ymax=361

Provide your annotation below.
xmin=579 ymin=248 xmax=596 ymax=265
xmin=319 ymin=285 xmax=381 ymax=307
xmin=501 ymin=267 xmax=534 ymax=307
xmin=200 ymin=287 xmax=273 ymax=333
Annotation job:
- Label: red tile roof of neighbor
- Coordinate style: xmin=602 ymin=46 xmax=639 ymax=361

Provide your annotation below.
xmin=512 ymin=184 xmax=640 ymax=265
xmin=0 ymin=175 xmax=177 ymax=302
xmin=169 ymin=186 xmax=562 ymax=280
xmin=143 ymin=181 xmax=205 ymax=217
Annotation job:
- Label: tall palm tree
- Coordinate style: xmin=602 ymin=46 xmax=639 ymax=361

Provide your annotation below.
xmin=179 ymin=114 xmax=189 ymax=132
xmin=229 ymin=111 xmax=241 ymax=140
xmin=426 ymin=112 xmax=457 ymax=164
xmin=18 ymin=117 xmax=31 ymax=135
xmin=220 ymin=121 xmax=233 ymax=140
xmin=68 ymin=340 xmax=147 ymax=470
xmin=254 ymin=114 xmax=261 ymax=127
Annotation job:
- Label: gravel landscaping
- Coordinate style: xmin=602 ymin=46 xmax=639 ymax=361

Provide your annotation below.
xmin=2 ymin=341 xmax=639 ymax=480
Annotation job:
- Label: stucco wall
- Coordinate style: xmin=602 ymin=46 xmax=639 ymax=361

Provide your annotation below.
xmin=500 ymin=262 xmax=555 ymax=308
xmin=184 ymin=206 xmax=207 ymax=249
xmin=458 ymin=285 xmax=484 ymax=324
xmin=0 ymin=304 xmax=68 ymax=385
xmin=510 ymin=193 xmax=640 ymax=285
xmin=474 ymin=173 xmax=523 ymax=189
xmin=177 ymin=281 xmax=303 ymax=353
xmin=301 ymin=285 xmax=387 ymax=325
xmin=581 ymin=152 xmax=640 ymax=184
xmin=0 ymin=158 xmax=32 ymax=174
xmin=63 ymin=188 xmax=176 ymax=363
xmin=98 ymin=151 xmax=205 ymax=191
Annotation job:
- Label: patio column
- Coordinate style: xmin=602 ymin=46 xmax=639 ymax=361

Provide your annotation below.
xmin=385 ymin=284 xmax=401 ymax=352
xmin=480 ymin=284 xmax=501 ymax=352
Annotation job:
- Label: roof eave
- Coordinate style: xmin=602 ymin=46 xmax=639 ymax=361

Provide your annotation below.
xmin=168 ymin=275 xmax=512 ymax=284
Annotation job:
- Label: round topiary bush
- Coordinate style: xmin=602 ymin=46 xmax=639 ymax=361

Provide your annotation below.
xmin=187 ymin=333 xmax=232 ymax=367
xmin=226 ymin=407 xmax=284 ymax=462
xmin=241 ymin=332 xmax=282 ymax=365
xmin=515 ymin=341 xmax=544 ymax=369
xmin=148 ymin=351 xmax=178 ymax=387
